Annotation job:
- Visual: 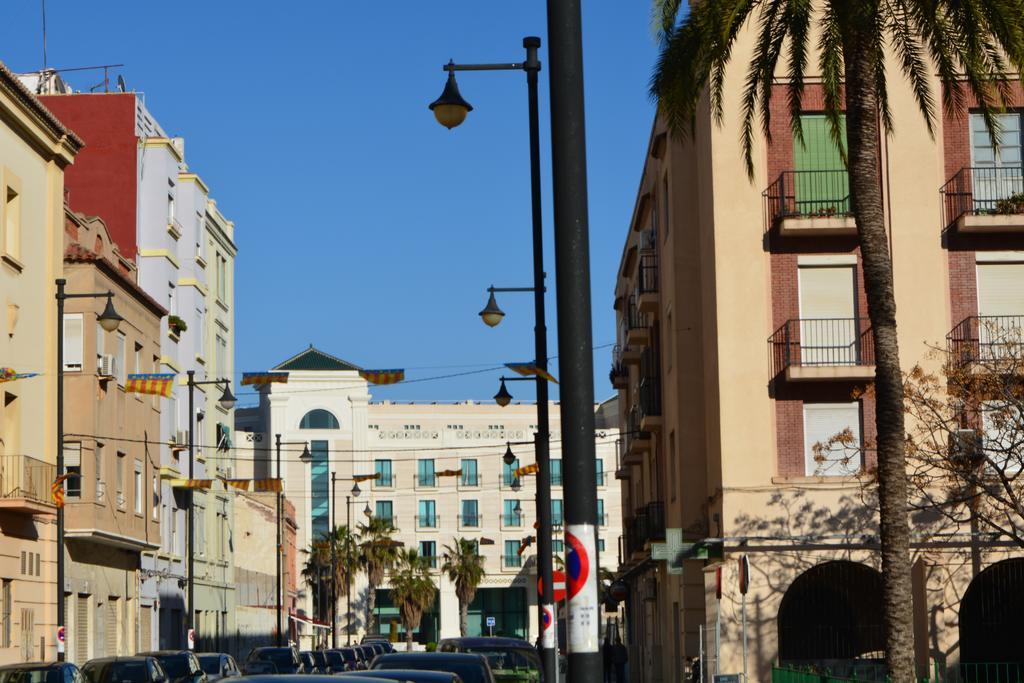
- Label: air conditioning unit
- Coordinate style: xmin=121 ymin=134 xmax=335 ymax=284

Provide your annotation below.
xmin=174 ymin=429 xmax=189 ymax=447
xmin=98 ymin=354 xmax=117 ymax=379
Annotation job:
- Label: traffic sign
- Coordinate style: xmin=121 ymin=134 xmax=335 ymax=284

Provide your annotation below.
xmin=537 ymin=570 xmax=567 ymax=603
xmin=56 ymin=626 xmax=65 ymax=654
xmin=485 ymin=616 xmax=496 ymax=628
xmin=187 ymin=628 xmax=195 ymax=650
xmin=565 ymin=532 xmax=590 ymax=601
xmin=738 ymin=555 xmax=750 ymax=595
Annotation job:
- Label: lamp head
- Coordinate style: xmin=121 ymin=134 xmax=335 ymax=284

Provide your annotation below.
xmin=513 ymin=500 xmax=522 ymax=515
xmin=97 ymin=295 xmax=124 ymax=332
xmin=299 ymin=444 xmax=312 ymax=463
xmin=494 ymin=379 xmax=513 ymax=408
xmin=511 ymin=477 xmax=522 ymax=492
xmin=503 ymin=443 xmax=516 ymax=466
xmin=478 ymin=290 xmax=505 ymax=327
xmin=352 ymin=482 xmax=362 ymax=498
xmin=363 ymin=503 xmax=372 ymax=517
xmin=429 ymin=66 xmax=473 ymax=129
xmin=218 ymin=383 xmax=237 ymax=411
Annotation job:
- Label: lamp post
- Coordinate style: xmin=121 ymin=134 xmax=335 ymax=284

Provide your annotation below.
xmin=277 ymin=435 xmax=311 ymax=646
xmin=429 ymin=36 xmax=555 ymax=680
xmin=55 ymin=279 xmax=123 ymax=661
xmin=185 ymin=372 xmax=236 ymax=645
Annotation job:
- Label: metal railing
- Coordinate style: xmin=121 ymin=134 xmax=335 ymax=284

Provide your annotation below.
xmin=769 ymin=318 xmax=875 ymax=376
xmin=459 ymin=472 xmax=480 ymax=487
xmin=376 ymin=515 xmax=397 ymax=528
xmin=941 ymin=166 xmax=1024 ymax=226
xmin=609 ymin=345 xmax=628 ymax=386
xmin=763 ymin=170 xmax=852 ymax=226
xmin=457 ymin=514 xmax=481 ymax=529
xmin=941 ymin=662 xmax=1024 ymax=683
xmin=373 ymin=473 xmax=394 ymax=488
xmin=947 ymin=315 xmax=1024 ymax=365
xmin=0 ymin=455 xmax=54 ymax=503
xmin=638 ymin=254 xmax=658 ymax=296
xmin=416 ymin=473 xmax=437 ymax=488
xmin=423 ymin=555 xmax=438 ymax=570
xmin=415 ymin=514 xmax=438 ymax=529
xmin=625 ymin=405 xmax=650 ymax=455
xmin=639 ymin=348 xmax=662 ymax=419
xmin=502 ymin=554 xmax=523 ymax=569
xmin=646 ymin=501 xmax=666 ymax=542
xmin=501 ymin=514 xmax=524 ymax=528
xmin=626 ymin=295 xmax=648 ymax=331
xmin=629 ymin=510 xmax=648 ymax=554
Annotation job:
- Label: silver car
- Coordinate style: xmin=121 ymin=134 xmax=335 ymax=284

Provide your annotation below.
xmin=195 ymin=655 xmax=239 ymax=683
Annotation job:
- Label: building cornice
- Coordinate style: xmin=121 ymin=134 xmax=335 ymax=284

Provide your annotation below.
xmin=178 ymin=172 xmax=210 ymax=195
xmin=143 ymin=137 xmax=184 ymax=163
xmin=138 ymin=248 xmax=181 ymax=269
xmin=177 ymin=277 xmax=208 ymax=297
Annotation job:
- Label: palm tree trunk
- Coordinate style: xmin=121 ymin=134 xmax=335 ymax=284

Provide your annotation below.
xmin=367 ymin=580 xmax=377 ymax=634
xmin=459 ymin=601 xmax=468 ymax=637
xmin=405 ymin=624 xmax=414 ymax=651
xmin=843 ymin=24 xmax=915 ymax=683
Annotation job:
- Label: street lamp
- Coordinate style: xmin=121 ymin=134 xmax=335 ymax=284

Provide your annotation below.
xmin=429 ymin=63 xmax=474 ymax=129
xmin=275 ymin=435 xmax=309 ymax=646
xmin=55 ymin=279 xmax=123 ymax=661
xmin=185 ymin=372 xmax=237 ymax=645
xmin=494 ymin=375 xmax=532 ymax=408
xmin=503 ymin=443 xmax=517 ymax=467
xmin=430 ymin=37 xmax=556 ymax=679
xmin=346 ymin=481 xmax=360 ymax=645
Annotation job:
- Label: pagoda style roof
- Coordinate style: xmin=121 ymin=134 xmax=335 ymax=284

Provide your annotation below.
xmin=273 ymin=345 xmax=362 ymax=372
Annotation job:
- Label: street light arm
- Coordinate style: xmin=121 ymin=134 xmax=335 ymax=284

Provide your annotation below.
xmin=60 ymin=290 xmax=114 ymax=300
xmin=488 ymin=285 xmax=540 ymax=293
xmin=444 ymin=61 xmax=526 ymax=73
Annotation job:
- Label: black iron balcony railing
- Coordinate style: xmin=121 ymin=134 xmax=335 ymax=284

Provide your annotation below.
xmin=415 ymin=514 xmax=438 ymax=529
xmin=423 ymin=555 xmax=438 ymax=569
xmin=638 ymin=254 xmax=659 ymax=296
xmin=941 ymin=166 xmax=1024 ymax=226
xmin=630 ymin=509 xmax=649 ymax=553
xmin=609 ymin=345 xmax=628 ymax=387
xmin=763 ymin=170 xmax=852 ymax=226
xmin=0 ymin=454 xmax=55 ymax=504
xmin=769 ymin=318 xmax=875 ymax=376
xmin=458 ymin=514 xmax=481 ymax=528
xmin=376 ymin=515 xmax=397 ymax=528
xmin=625 ymin=405 xmax=650 ymax=455
xmin=646 ymin=501 xmax=666 ymax=542
xmin=502 ymin=554 xmax=523 ymax=569
xmin=416 ymin=473 xmax=437 ymax=488
xmin=639 ymin=348 xmax=662 ymax=419
xmin=501 ymin=513 xmax=524 ymax=527
xmin=626 ymin=295 xmax=648 ymax=331
xmin=947 ymin=315 xmax=1024 ymax=364
xmin=373 ymin=472 xmax=395 ymax=488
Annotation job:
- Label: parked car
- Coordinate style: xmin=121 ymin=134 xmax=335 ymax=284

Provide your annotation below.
xmin=356 ymin=646 xmax=378 ymax=667
xmin=246 ymin=647 xmax=304 ymax=675
xmin=0 ymin=662 xmax=87 ymax=683
xmin=359 ymin=637 xmax=395 ymax=654
xmin=326 ymin=649 xmax=359 ymax=672
xmin=365 ymin=643 xmax=388 ymax=658
xmin=239 ymin=662 xmax=275 ymax=677
xmin=194 ymin=654 xmax=239 ymax=683
xmin=303 ymin=652 xmax=330 ymax=674
xmin=136 ymin=652 xmax=206 ymax=683
xmin=81 ymin=657 xmax=169 ymax=683
xmin=236 ymin=676 xmax=381 ymax=683
xmin=298 ymin=653 xmax=319 ymax=675
xmin=436 ymin=638 xmax=541 ymax=683
xmin=370 ymin=653 xmax=495 ymax=683
xmin=337 ymin=672 xmax=461 ymax=683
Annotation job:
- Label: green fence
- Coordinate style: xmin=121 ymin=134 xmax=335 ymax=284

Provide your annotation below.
xmin=773 ymin=664 xmax=1024 ymax=683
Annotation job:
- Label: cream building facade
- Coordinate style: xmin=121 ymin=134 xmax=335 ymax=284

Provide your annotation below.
xmin=0 ymin=61 xmax=80 ymax=664
xmin=612 ymin=28 xmax=1024 ymax=683
xmin=236 ymin=346 xmax=623 ymax=648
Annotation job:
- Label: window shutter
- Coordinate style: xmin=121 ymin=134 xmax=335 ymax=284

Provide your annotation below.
xmin=63 ymin=314 xmax=83 ymax=370
xmin=799 ymin=266 xmax=857 ymax=365
xmin=803 ymin=402 xmax=862 ymax=475
xmin=75 ymin=595 xmax=89 ymax=662
xmin=977 ymin=263 xmax=1024 ymax=317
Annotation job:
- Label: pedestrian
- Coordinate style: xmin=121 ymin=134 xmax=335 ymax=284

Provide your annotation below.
xmin=602 ymin=638 xmax=614 ymax=683
xmin=612 ymin=637 xmax=628 ymax=683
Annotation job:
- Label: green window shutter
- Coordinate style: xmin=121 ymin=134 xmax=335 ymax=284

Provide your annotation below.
xmin=794 ymin=115 xmax=849 ymax=216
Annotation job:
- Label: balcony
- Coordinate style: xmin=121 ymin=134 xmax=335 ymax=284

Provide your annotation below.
xmin=609 ymin=345 xmax=629 ymax=390
xmin=623 ymin=296 xmax=650 ymax=347
xmin=614 ymin=439 xmax=631 ymax=480
xmin=0 ymin=455 xmax=56 ymax=515
xmin=763 ymin=170 xmax=856 ymax=236
xmin=415 ymin=474 xmax=437 ymax=490
xmin=372 ymin=473 xmax=395 ymax=489
xmin=458 ymin=514 xmax=481 ymax=529
xmin=646 ymin=501 xmax=666 ymax=543
xmin=415 ymin=515 xmax=439 ymax=530
xmin=457 ymin=473 xmax=480 ymax=489
xmin=501 ymin=513 xmax=524 ymax=529
xmin=377 ymin=515 xmax=397 ymax=529
xmin=629 ymin=510 xmax=648 ymax=558
xmin=638 ymin=348 xmax=662 ymax=432
xmin=941 ymin=166 xmax=1024 ymax=233
xmin=624 ymin=406 xmax=650 ymax=462
xmin=769 ymin=318 xmax=876 ymax=382
xmin=502 ymin=554 xmax=523 ymax=570
xmin=637 ymin=254 xmax=659 ymax=314
xmin=423 ymin=555 xmax=438 ymax=570
xmin=947 ymin=315 xmax=1024 ymax=369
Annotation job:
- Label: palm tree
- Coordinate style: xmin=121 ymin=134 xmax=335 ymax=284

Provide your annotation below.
xmin=442 ymin=538 xmax=486 ymax=636
xmin=651 ymin=2 xmax=1024 ymax=679
xmin=358 ymin=515 xmax=400 ymax=635
xmin=300 ymin=539 xmax=331 ymax=621
xmin=389 ymin=549 xmax=438 ymax=651
xmin=301 ymin=526 xmax=359 ymax=627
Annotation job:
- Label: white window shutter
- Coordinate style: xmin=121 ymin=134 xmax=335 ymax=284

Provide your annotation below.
xmin=63 ymin=314 xmax=83 ymax=370
xmin=977 ymin=262 xmax=1024 ymax=317
xmin=803 ymin=402 xmax=862 ymax=475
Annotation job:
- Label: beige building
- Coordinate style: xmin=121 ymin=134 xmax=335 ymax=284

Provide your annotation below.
xmin=61 ymin=210 xmax=165 ymax=661
xmin=612 ymin=40 xmax=1024 ymax=683
xmin=0 ymin=61 xmax=81 ymax=664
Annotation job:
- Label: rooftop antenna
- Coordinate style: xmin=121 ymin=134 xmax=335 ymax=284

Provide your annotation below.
xmin=117 ymin=75 xmax=126 ymax=92
xmin=41 ymin=0 xmax=47 ymax=70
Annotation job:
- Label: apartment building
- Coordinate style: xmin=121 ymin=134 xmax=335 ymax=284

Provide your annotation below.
xmin=236 ymin=346 xmax=623 ymax=648
xmin=61 ymin=210 xmax=164 ymax=661
xmin=0 ymin=61 xmax=81 ymax=665
xmin=612 ymin=61 xmax=1024 ymax=683
xmin=34 ymin=80 xmax=238 ymax=650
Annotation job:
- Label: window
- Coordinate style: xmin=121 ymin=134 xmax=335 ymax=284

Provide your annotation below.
xmin=63 ymin=314 xmax=84 ymax=371
xmin=803 ymin=402 xmax=863 ymax=475
xmin=374 ymin=459 xmax=393 ymax=486
xmin=167 ymin=192 xmax=175 ymax=224
xmin=552 ymin=539 xmax=564 ymax=553
xmin=419 ymin=541 xmax=436 ymax=568
xmin=595 ymin=459 xmax=604 ymax=487
xmin=95 ymin=322 xmax=105 ymax=367
xmin=798 ymin=265 xmax=858 ymax=365
xmin=375 ymin=501 xmax=393 ymax=524
xmin=596 ymin=499 xmax=605 ymax=525
xmin=216 ymin=335 xmax=228 ymax=377
xmin=134 ymin=343 xmax=142 ymax=376
xmin=461 ymin=499 xmax=479 ymax=527
xmin=970 ymin=112 xmax=1023 ymax=210
xmin=116 ymin=452 xmax=126 ymax=507
xmin=310 ymin=441 xmax=329 ymax=539
xmin=168 ymin=283 xmax=177 ymax=317
xmin=670 ymin=430 xmax=677 ymax=503
xmin=64 ymin=442 xmax=82 ymax=498
xmin=662 ymin=173 xmax=670 ymax=241
xmin=503 ymin=500 xmax=522 ymax=527
xmin=504 ymin=541 xmax=521 ymax=568
xmin=3 ymin=185 xmax=20 ymax=260
xmin=550 ymin=459 xmax=563 ymax=486
xmin=417 ymin=500 xmax=436 ymax=528
xmin=196 ymin=504 xmax=206 ymax=557
xmin=417 ymin=459 xmax=436 ymax=487
xmin=460 ymin=459 xmax=478 ymax=486
xmin=216 ymin=253 xmax=227 ymax=302
xmin=115 ymin=332 xmax=126 ymax=385
xmin=299 ymin=409 xmax=340 ymax=430
xmin=551 ymin=499 xmax=563 ymax=526
xmin=975 ymin=261 xmax=1024 ymax=358
xmin=794 ymin=114 xmax=849 ymax=215
xmin=502 ymin=457 xmax=520 ymax=486
xmin=95 ymin=443 xmax=105 ymax=501
xmin=598 ymin=539 xmax=606 ymax=553
xmin=982 ymin=400 xmax=1023 ymax=473
xmin=1 ymin=579 xmax=9 ymax=648
xmin=152 ymin=475 xmax=160 ymax=520
xmin=134 ymin=461 xmax=143 ymax=514
xmin=404 ymin=424 xmax=422 ymax=431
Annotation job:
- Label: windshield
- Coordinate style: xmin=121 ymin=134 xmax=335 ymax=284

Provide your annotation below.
xmin=260 ymin=650 xmax=296 ymax=669
xmin=156 ymin=656 xmax=191 ymax=679
xmin=323 ymin=652 xmax=343 ymax=668
xmin=106 ymin=662 xmax=150 ymax=683
xmin=309 ymin=652 xmax=326 ymax=667
xmin=338 ymin=650 xmax=357 ymax=663
xmin=463 ymin=648 xmax=539 ymax=671
xmin=375 ymin=658 xmax=485 ymax=683
xmin=0 ymin=667 xmax=60 ymax=683
xmin=196 ymin=658 xmax=220 ymax=676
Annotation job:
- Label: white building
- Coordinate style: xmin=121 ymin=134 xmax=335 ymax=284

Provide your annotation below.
xmin=236 ymin=346 xmax=623 ymax=647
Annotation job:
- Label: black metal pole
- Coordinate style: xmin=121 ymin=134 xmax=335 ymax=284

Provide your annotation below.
xmin=524 ymin=35 xmax=557 ymax=683
xmin=346 ymin=495 xmax=352 ymax=646
xmin=55 ymin=279 xmax=66 ymax=662
xmin=545 ymin=1 xmax=602 ymax=679
xmin=187 ymin=370 xmax=195 ymax=649
xmin=331 ymin=472 xmax=337 ymax=648
xmin=276 ymin=433 xmax=283 ymax=646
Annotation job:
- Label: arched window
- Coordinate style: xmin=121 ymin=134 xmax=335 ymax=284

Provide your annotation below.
xmin=299 ymin=409 xmax=340 ymax=430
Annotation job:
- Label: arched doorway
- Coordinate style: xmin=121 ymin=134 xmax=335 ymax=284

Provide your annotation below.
xmin=960 ymin=558 xmax=1024 ymax=664
xmin=778 ymin=561 xmax=885 ymax=665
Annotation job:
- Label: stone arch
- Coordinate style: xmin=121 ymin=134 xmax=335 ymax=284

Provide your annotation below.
xmin=959 ymin=558 xmax=1024 ymax=665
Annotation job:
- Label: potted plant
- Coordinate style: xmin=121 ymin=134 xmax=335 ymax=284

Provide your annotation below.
xmin=994 ymin=192 xmax=1024 ymax=215
xmin=168 ymin=314 xmax=188 ymax=335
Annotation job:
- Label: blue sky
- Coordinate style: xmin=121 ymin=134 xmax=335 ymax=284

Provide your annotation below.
xmin=2 ymin=1 xmax=658 ymax=405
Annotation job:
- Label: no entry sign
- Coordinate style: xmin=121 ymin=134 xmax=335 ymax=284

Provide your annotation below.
xmin=538 ymin=569 xmax=567 ymax=603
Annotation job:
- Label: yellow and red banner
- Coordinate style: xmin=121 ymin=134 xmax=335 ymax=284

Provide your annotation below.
xmin=353 ymin=473 xmax=382 ymax=483
xmin=518 ymin=535 xmax=536 ymax=556
xmin=437 ymin=469 xmax=463 ymax=478
xmin=505 ymin=362 xmax=558 ymax=384
xmin=170 ymin=479 xmax=214 ymax=489
xmin=359 ymin=369 xmax=405 ymax=385
xmin=51 ymin=474 xmax=71 ymax=508
xmin=126 ymin=373 xmax=175 ymax=397
xmin=514 ymin=463 xmax=539 ymax=478
xmin=241 ymin=372 xmax=289 ymax=387
xmin=253 ymin=479 xmax=282 ymax=492
xmin=1 ymin=367 xmax=40 ymax=384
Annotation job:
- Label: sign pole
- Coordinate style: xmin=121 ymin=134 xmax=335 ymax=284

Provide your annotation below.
xmin=698 ymin=624 xmax=704 ymax=683
xmin=715 ymin=567 xmax=722 ymax=678
xmin=739 ymin=556 xmax=749 ymax=683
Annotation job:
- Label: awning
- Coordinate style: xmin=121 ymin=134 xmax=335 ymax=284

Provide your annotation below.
xmin=289 ymin=612 xmax=333 ymax=630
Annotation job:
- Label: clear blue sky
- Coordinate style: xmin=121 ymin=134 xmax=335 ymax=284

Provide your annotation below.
xmin=2 ymin=1 xmax=658 ymax=405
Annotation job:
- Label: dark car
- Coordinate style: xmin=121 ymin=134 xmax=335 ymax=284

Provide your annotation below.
xmin=236 ymin=677 xmax=382 ymax=683
xmin=238 ymin=662 xmax=275 ymax=677
xmin=356 ymin=647 xmax=378 ymax=667
xmin=81 ymin=657 xmax=169 ymax=683
xmin=137 ymin=652 xmax=206 ymax=683
xmin=326 ymin=649 xmax=359 ymax=672
xmin=365 ymin=644 xmax=387 ymax=658
xmin=370 ymin=653 xmax=495 ymax=683
xmin=436 ymin=638 xmax=541 ymax=683
xmin=246 ymin=647 xmax=303 ymax=675
xmin=337 ymin=672 xmax=461 ymax=683
xmin=0 ymin=662 xmax=87 ymax=683
xmin=298 ymin=653 xmax=319 ymax=675
xmin=359 ymin=638 xmax=395 ymax=654
xmin=303 ymin=652 xmax=330 ymax=674
xmin=195 ymin=655 xmax=239 ymax=683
